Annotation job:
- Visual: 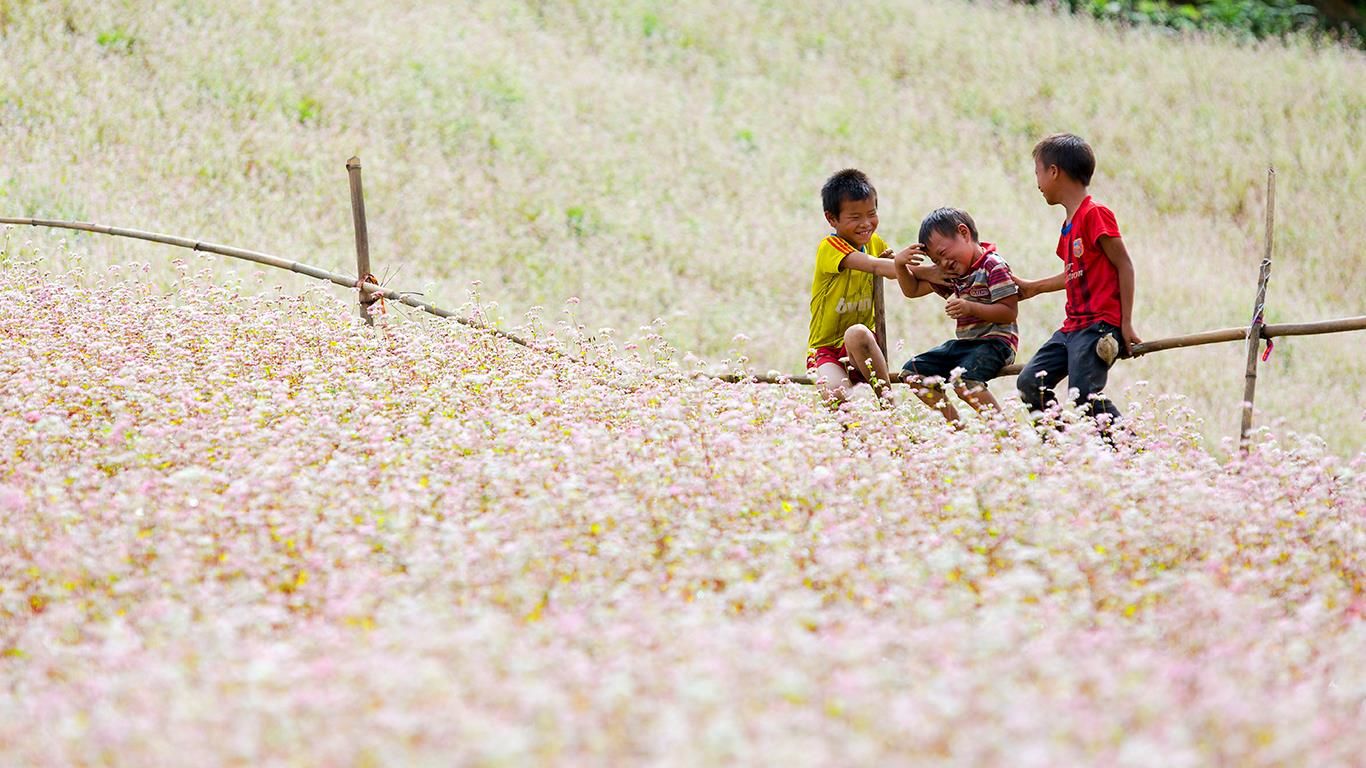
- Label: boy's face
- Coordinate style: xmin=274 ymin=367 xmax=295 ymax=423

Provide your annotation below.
xmin=925 ymin=225 xmax=978 ymax=279
xmin=1034 ymin=157 xmax=1061 ymax=205
xmin=824 ymin=195 xmax=878 ymax=248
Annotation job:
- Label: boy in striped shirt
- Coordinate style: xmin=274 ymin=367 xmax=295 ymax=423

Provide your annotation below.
xmin=893 ymin=208 xmax=1019 ymax=424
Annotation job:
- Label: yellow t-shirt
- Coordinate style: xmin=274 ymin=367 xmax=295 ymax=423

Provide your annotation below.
xmin=807 ymin=233 xmax=889 ymax=351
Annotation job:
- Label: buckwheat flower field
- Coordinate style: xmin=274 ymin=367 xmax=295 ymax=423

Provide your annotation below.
xmin=1 ymin=246 xmax=1362 ymax=765
xmin=3 ymin=0 xmax=1363 ymax=452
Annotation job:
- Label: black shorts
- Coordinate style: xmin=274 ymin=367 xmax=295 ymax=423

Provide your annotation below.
xmin=903 ymin=338 xmax=1014 ymax=385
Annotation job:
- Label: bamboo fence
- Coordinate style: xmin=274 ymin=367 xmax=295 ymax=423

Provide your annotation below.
xmin=3 ymin=160 xmax=1363 ymax=438
xmin=0 ymin=215 xmax=547 ymax=353
xmin=710 ymin=316 xmax=1366 ymax=384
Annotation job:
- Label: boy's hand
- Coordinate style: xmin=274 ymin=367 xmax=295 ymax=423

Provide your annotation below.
xmin=1121 ymin=322 xmax=1142 ymax=356
xmin=944 ymin=297 xmax=972 ymax=319
xmin=1013 ymin=277 xmax=1037 ymax=300
xmin=893 ymin=244 xmax=926 ymax=269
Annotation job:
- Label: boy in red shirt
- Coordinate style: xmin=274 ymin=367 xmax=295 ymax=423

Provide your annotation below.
xmin=1014 ymin=134 xmax=1141 ymax=424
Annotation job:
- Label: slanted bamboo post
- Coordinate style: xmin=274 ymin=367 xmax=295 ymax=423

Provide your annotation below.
xmin=1239 ymin=167 xmax=1275 ymax=449
xmin=346 ymin=156 xmax=376 ymax=326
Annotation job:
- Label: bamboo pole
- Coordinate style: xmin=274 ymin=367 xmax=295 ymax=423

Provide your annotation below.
xmin=1240 ymin=167 xmax=1275 ymax=449
xmin=709 ymin=316 xmax=1365 ymax=385
xmin=0 ymin=215 xmax=546 ymax=352
xmin=873 ymin=275 xmax=888 ymax=361
xmin=1263 ymin=317 xmax=1366 ymax=337
xmin=346 ymin=156 xmax=375 ymax=326
xmin=3 ymin=215 xmax=1362 ymax=393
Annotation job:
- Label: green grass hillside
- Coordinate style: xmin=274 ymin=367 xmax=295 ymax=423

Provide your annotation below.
xmin=1 ymin=0 xmax=1362 ymax=451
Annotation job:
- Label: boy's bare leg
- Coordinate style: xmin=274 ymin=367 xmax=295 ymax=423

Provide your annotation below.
xmin=843 ymin=324 xmax=890 ymax=394
xmin=956 ymin=380 xmax=1014 ymax=434
xmin=911 ymin=380 xmax=960 ymax=424
xmin=955 ymin=381 xmax=1002 ymax=415
xmin=813 ymin=362 xmax=853 ymax=404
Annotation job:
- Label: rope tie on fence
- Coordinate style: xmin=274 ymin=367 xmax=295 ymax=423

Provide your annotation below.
xmin=357 ymin=272 xmax=385 ymax=315
xmin=1251 ymin=261 xmax=1274 ymax=363
xmin=1259 ymin=318 xmax=1274 ymax=361
xmin=1253 ymin=308 xmax=1275 ymax=361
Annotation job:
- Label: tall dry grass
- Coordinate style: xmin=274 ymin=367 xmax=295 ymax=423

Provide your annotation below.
xmin=1 ymin=0 xmax=1362 ymax=451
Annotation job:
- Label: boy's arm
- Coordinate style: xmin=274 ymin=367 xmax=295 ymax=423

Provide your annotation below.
xmin=1014 ymin=271 xmax=1065 ymax=300
xmin=910 ymin=263 xmax=950 ymax=286
xmin=892 ymin=245 xmax=936 ymax=298
xmin=838 ymin=249 xmax=899 ymax=279
xmin=1099 ymin=235 xmax=1141 ymax=350
xmin=945 ymin=295 xmax=1018 ymax=323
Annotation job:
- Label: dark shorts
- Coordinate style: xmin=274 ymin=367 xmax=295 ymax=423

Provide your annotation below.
xmin=903 ymin=338 xmax=1015 ymax=385
xmin=1015 ymin=321 xmax=1121 ymax=419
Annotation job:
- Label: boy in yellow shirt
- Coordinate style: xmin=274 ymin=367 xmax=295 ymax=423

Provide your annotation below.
xmin=807 ymin=169 xmax=922 ymax=402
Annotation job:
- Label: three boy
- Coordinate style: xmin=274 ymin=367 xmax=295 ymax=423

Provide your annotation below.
xmin=806 ymin=133 xmax=1139 ymax=427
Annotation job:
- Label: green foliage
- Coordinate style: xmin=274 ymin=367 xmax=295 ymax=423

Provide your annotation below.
xmin=1019 ymin=0 xmax=1354 ymax=41
xmin=641 ymin=9 xmax=661 ymax=37
xmin=96 ymin=27 xmax=136 ymax=54
xmin=565 ymin=205 xmax=596 ymax=238
xmin=293 ymin=95 xmax=322 ymax=125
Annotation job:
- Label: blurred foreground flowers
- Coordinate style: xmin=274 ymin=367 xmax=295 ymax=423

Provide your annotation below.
xmin=0 ymin=253 xmax=1363 ymax=766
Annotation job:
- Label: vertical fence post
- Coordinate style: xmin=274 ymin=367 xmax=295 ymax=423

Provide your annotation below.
xmin=873 ymin=273 xmax=888 ymax=362
xmin=1239 ymin=167 xmax=1275 ymax=450
xmin=346 ymin=156 xmax=375 ymax=326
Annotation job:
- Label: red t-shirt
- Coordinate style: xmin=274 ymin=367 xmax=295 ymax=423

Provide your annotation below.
xmin=1057 ymin=196 xmax=1123 ymax=332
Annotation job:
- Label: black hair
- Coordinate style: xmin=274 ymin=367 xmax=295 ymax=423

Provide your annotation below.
xmin=821 ymin=168 xmax=876 ymax=217
xmin=1033 ymin=133 xmax=1096 ymax=186
xmin=918 ymin=207 xmax=979 ymax=246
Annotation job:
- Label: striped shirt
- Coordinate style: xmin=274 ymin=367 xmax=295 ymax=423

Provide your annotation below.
xmin=932 ymin=243 xmax=1019 ymax=351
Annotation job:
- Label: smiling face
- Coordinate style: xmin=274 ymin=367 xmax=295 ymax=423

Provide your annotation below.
xmin=824 ymin=195 xmax=878 ymax=248
xmin=924 ymin=225 xmax=980 ymax=279
xmin=1034 ymin=156 xmax=1062 ymax=205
